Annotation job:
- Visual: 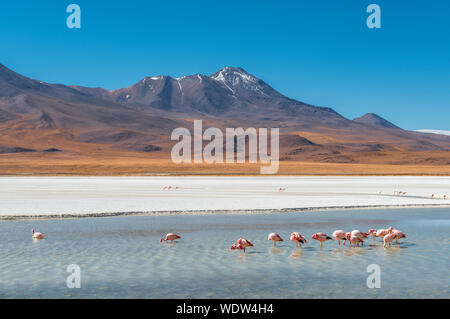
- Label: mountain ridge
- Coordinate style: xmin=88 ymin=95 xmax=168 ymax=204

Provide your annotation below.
xmin=70 ymin=66 xmax=347 ymax=127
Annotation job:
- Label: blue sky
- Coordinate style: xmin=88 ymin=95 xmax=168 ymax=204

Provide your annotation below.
xmin=1 ymin=0 xmax=449 ymax=130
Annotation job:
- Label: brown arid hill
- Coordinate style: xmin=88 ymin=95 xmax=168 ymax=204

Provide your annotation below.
xmin=0 ymin=63 xmax=449 ymax=175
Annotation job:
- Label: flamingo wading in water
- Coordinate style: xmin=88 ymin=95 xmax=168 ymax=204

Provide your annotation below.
xmin=32 ymin=229 xmax=46 ymax=239
xmin=332 ymin=230 xmax=346 ymax=246
xmin=230 ymin=238 xmax=253 ymax=253
xmin=368 ymin=229 xmax=377 ymax=241
xmin=268 ymin=233 xmax=283 ymax=246
xmin=375 ymin=227 xmax=393 ymax=241
xmin=311 ymin=232 xmax=332 ymax=248
xmin=350 ymin=230 xmax=368 ymax=246
xmin=391 ymin=229 xmax=407 ymax=244
xmin=160 ymin=233 xmax=181 ymax=243
xmin=290 ymin=232 xmax=307 ymax=247
xmin=383 ymin=232 xmax=397 ymax=248
xmin=345 ymin=232 xmax=364 ymax=247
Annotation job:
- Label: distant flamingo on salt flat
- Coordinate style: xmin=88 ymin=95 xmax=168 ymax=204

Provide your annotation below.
xmin=160 ymin=233 xmax=181 ymax=243
xmin=32 ymin=229 xmax=46 ymax=239
xmin=290 ymin=232 xmax=307 ymax=247
xmin=268 ymin=233 xmax=283 ymax=246
xmin=311 ymin=232 xmax=332 ymax=248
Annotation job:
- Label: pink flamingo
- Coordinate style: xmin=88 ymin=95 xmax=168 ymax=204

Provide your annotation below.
xmin=268 ymin=233 xmax=283 ymax=246
xmin=375 ymin=229 xmax=389 ymax=239
xmin=332 ymin=230 xmax=346 ymax=246
xmin=350 ymin=230 xmax=367 ymax=246
xmin=383 ymin=233 xmax=397 ymax=248
xmin=311 ymin=232 xmax=332 ymax=248
xmin=290 ymin=232 xmax=307 ymax=247
xmin=354 ymin=230 xmax=369 ymax=241
xmin=32 ymin=229 xmax=46 ymax=239
xmin=368 ymin=229 xmax=377 ymax=241
xmin=391 ymin=229 xmax=406 ymax=244
xmin=230 ymin=238 xmax=253 ymax=253
xmin=346 ymin=233 xmax=364 ymax=247
xmin=375 ymin=227 xmax=393 ymax=240
xmin=342 ymin=232 xmax=351 ymax=246
xmin=160 ymin=233 xmax=181 ymax=243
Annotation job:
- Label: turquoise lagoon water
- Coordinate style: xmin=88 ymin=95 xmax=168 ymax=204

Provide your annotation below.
xmin=0 ymin=208 xmax=449 ymax=298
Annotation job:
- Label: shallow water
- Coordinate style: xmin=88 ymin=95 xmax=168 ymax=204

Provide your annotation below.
xmin=0 ymin=208 xmax=449 ymax=298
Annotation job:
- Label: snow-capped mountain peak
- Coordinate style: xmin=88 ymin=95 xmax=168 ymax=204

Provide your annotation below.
xmin=210 ymin=66 xmax=268 ymax=95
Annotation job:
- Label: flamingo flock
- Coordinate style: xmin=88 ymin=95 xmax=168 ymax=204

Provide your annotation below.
xmin=227 ymin=226 xmax=406 ymax=252
xmin=277 ymin=188 xmax=448 ymax=200
xmin=430 ymin=194 xmax=447 ymax=199
xmin=32 ymin=226 xmax=406 ymax=250
xmin=162 ymin=186 xmax=180 ymax=191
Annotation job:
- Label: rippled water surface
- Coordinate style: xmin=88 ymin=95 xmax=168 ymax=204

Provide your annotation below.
xmin=0 ymin=208 xmax=449 ymax=298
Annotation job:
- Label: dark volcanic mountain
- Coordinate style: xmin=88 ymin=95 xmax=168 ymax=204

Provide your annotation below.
xmin=73 ymin=66 xmax=349 ymax=128
xmin=0 ymin=63 xmax=449 ymax=166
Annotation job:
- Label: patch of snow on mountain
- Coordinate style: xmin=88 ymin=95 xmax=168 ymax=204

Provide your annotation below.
xmin=416 ymin=129 xmax=450 ymax=136
xmin=211 ymin=67 xmax=266 ymax=95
